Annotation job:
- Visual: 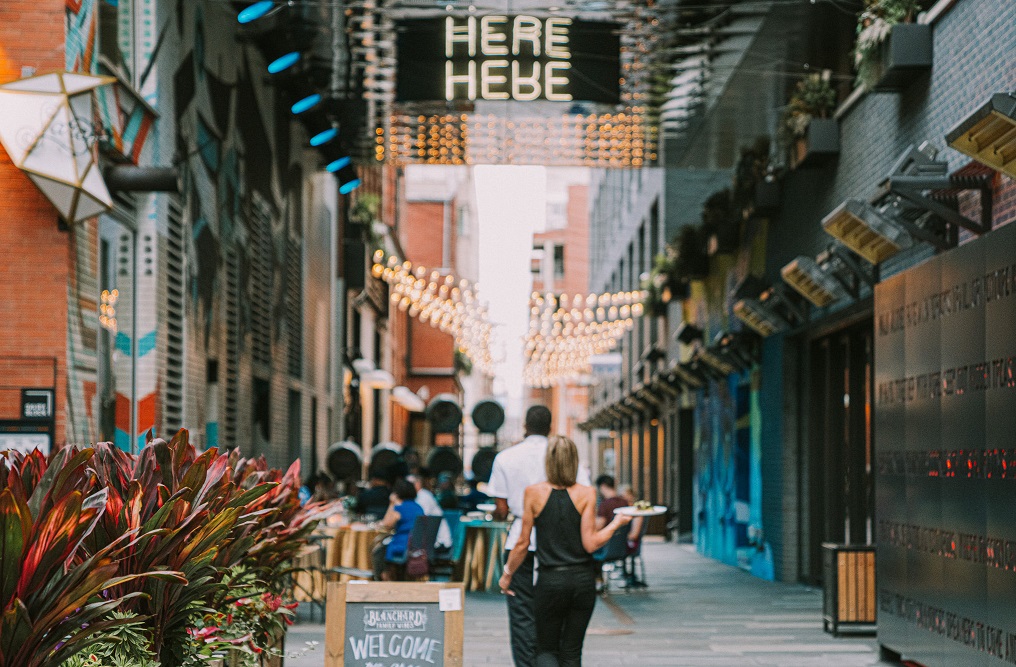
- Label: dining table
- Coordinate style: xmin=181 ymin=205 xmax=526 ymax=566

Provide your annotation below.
xmin=459 ymin=518 xmax=510 ymax=593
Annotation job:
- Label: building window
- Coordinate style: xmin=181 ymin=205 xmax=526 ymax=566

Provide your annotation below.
xmin=553 ymin=245 xmax=565 ymax=279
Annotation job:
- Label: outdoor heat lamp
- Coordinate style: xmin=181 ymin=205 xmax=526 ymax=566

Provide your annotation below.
xmin=781 ymin=255 xmax=849 ymax=308
xmin=733 ymin=298 xmax=787 ymax=337
xmin=821 ymin=199 xmax=913 ymax=265
xmin=946 ymin=93 xmax=1016 ymax=179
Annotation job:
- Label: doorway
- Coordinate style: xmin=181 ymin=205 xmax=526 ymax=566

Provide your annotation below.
xmin=803 ymin=317 xmax=874 ymax=584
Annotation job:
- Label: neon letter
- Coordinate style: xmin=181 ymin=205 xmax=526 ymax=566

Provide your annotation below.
xmin=513 ymin=15 xmax=542 ymax=56
xmin=445 ymin=16 xmax=476 ymax=57
xmin=512 ymin=61 xmax=541 ymax=101
xmin=480 ymin=15 xmax=508 ymax=55
xmin=481 ymin=59 xmax=510 ymax=100
xmin=545 ymin=17 xmax=572 ymax=58
xmin=545 ymin=61 xmax=572 ymax=100
xmin=446 ymin=60 xmax=477 ymax=100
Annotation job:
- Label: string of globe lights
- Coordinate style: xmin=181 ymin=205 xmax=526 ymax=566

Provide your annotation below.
xmin=524 ymin=290 xmax=646 ymax=388
xmin=371 ymin=250 xmax=495 ymax=375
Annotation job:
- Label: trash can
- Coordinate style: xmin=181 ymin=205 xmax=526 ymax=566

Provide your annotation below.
xmin=822 ymin=543 xmax=876 ymax=636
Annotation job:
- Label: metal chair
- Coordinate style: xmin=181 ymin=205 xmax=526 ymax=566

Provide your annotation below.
xmin=388 ymin=515 xmax=443 ymax=579
xmin=595 ymin=528 xmax=630 ymax=595
xmin=625 ymin=519 xmax=651 ymax=588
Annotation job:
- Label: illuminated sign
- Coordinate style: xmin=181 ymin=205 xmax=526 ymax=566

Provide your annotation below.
xmin=395 ymin=17 xmax=620 ymax=104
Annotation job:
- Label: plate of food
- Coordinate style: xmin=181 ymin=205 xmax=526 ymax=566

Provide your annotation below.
xmin=614 ymin=501 xmax=667 ymax=517
xmin=476 ymin=502 xmax=497 ymax=513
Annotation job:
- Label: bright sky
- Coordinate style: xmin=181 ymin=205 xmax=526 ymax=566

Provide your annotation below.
xmin=474 ymin=165 xmax=546 ymax=424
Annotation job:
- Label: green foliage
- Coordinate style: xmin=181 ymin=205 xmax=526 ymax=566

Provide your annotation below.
xmin=0 ymin=429 xmax=318 ymax=667
xmin=780 ymin=73 xmax=837 ymax=146
xmin=731 ymin=137 xmax=772 ymax=213
xmin=854 ymin=0 xmax=925 ymax=87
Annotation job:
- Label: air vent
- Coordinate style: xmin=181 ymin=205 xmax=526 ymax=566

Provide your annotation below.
xmin=164 ymin=197 xmax=186 ymax=433
xmin=223 ymin=249 xmax=241 ymax=449
xmin=286 ymin=236 xmax=303 ymax=378
xmin=249 ymin=195 xmax=273 ymax=367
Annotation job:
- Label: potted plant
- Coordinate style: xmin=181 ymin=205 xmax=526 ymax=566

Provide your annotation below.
xmin=701 ymin=189 xmax=740 ymax=255
xmin=780 ymin=73 xmax=839 ymax=170
xmin=732 ymin=137 xmax=779 ymax=213
xmin=673 ymin=225 xmax=710 ymax=281
xmin=641 ymin=251 xmax=688 ymax=317
xmin=854 ymin=0 xmax=931 ymax=91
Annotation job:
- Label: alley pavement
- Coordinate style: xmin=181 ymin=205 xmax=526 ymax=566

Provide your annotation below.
xmin=285 ymin=541 xmax=892 ymax=666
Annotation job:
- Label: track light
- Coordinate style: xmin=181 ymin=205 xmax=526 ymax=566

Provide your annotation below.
xmin=822 ymin=199 xmax=913 ymax=265
xmin=326 ymin=156 xmax=351 ymax=172
xmin=337 ymin=164 xmax=361 ymax=195
xmin=267 ymin=51 xmax=300 ymax=74
xmin=309 ymin=127 xmax=338 ymax=146
xmin=237 ymin=1 xmax=275 ymax=23
xmin=291 ymin=93 xmax=321 ymax=114
xmin=946 ymin=93 xmax=1016 ymax=179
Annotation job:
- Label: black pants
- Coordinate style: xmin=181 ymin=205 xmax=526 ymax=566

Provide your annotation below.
xmin=504 ymin=550 xmax=537 ymax=667
xmin=534 ymin=565 xmax=597 ymax=667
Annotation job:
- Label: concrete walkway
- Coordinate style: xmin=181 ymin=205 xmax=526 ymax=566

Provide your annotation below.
xmin=284 ymin=541 xmax=891 ymax=667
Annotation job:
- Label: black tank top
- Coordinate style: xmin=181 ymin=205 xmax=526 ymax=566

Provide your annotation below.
xmin=535 ymin=488 xmax=591 ymax=568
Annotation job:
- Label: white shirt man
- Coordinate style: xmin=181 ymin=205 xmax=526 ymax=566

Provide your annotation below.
xmin=487 ymin=434 xmax=591 ymax=551
xmin=485 ymin=405 xmax=591 ymax=667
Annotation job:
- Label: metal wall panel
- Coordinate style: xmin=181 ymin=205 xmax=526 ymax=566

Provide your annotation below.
xmin=875 ymin=222 xmax=1016 ymax=666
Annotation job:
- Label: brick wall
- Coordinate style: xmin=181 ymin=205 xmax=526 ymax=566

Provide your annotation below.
xmin=0 ymin=0 xmax=73 ymax=445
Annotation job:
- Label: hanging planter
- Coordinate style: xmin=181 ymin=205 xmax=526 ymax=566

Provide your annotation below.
xmin=854 ymin=0 xmax=931 ymax=91
xmin=701 ymin=189 xmax=740 ymax=255
xmin=780 ymin=73 xmax=839 ymax=170
xmin=674 ymin=225 xmax=710 ymax=280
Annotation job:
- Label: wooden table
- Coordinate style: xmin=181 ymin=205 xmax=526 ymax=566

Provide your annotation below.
xmin=329 ymin=525 xmax=385 ymax=581
xmin=460 ymin=520 xmax=509 ymax=592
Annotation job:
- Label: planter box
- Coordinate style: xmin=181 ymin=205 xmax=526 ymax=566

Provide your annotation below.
xmin=822 ymin=543 xmax=876 ymax=636
xmin=873 ymin=23 xmax=932 ymax=92
xmin=789 ymin=118 xmax=839 ymax=170
xmin=753 ymin=179 xmax=780 ymax=212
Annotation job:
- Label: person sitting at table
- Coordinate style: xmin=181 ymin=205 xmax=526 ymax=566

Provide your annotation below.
xmin=407 ymin=472 xmax=453 ymax=555
xmin=354 ymin=469 xmax=391 ymax=519
xmin=499 ymin=435 xmax=632 ymax=667
xmin=459 ymin=476 xmax=490 ymax=513
xmin=436 ymin=471 xmax=460 ymax=510
xmin=371 ymin=478 xmax=425 ymax=581
xmin=594 ymin=475 xmax=628 ymax=529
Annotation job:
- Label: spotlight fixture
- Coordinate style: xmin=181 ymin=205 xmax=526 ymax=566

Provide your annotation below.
xmin=290 ymin=93 xmax=321 ymax=114
xmin=822 ymin=199 xmax=913 ymax=265
xmin=309 ymin=126 xmax=337 ymax=147
xmin=267 ymin=51 xmax=300 ymax=74
xmin=946 ymin=93 xmax=1016 ymax=179
xmin=237 ymin=1 xmax=275 ymax=23
xmin=781 ymin=255 xmax=849 ymax=307
xmin=336 ymin=164 xmax=361 ymax=195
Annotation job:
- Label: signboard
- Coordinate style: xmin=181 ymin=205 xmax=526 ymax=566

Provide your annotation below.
xmin=874 ymin=221 xmax=1016 ymax=665
xmin=21 ymin=388 xmax=54 ymax=420
xmin=395 ymin=17 xmax=620 ymax=104
xmin=326 ymin=582 xmax=464 ymax=667
xmin=0 ymin=420 xmax=52 ymax=455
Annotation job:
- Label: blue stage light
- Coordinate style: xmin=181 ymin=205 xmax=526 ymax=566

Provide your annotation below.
xmin=339 ymin=178 xmax=362 ymax=195
xmin=291 ymin=94 xmax=322 ymax=114
xmin=267 ymin=52 xmax=300 ymax=74
xmin=238 ymin=1 xmax=274 ymax=24
xmin=310 ymin=127 xmax=338 ymax=146
xmin=326 ymin=156 xmax=351 ymax=172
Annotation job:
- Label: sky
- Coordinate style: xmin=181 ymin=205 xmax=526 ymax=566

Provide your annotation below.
xmin=474 ymin=165 xmax=546 ymax=423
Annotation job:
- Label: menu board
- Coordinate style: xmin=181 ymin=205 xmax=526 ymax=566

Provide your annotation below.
xmin=326 ymin=582 xmax=464 ymax=667
xmin=344 ymin=603 xmax=444 ymax=667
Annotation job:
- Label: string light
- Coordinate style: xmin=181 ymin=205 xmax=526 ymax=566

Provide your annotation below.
xmin=523 ymin=289 xmax=646 ymax=387
xmin=372 ymin=250 xmax=496 ymax=375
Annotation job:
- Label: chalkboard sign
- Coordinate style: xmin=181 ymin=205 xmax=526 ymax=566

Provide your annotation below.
xmin=326 ymin=582 xmax=464 ymax=667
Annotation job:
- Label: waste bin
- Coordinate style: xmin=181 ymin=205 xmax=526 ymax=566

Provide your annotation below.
xmin=822 ymin=543 xmax=876 ymax=636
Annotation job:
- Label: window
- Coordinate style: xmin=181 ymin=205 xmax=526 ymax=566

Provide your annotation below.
xmin=553 ymin=245 xmax=565 ymax=279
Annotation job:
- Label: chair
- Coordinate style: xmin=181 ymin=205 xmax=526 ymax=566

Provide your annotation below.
xmin=625 ymin=519 xmax=650 ymax=588
xmin=431 ymin=510 xmax=464 ymax=581
xmin=388 ymin=515 xmax=443 ymax=580
xmin=595 ymin=528 xmax=630 ymax=595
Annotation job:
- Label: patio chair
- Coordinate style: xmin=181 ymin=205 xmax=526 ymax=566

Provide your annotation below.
xmin=594 ymin=527 xmax=630 ymax=595
xmin=431 ymin=510 xmax=465 ymax=581
xmin=388 ymin=515 xmax=443 ymax=580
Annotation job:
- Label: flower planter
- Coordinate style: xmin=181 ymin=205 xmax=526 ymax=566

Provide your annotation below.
xmin=872 ymin=23 xmax=932 ymax=92
xmin=753 ymin=179 xmax=780 ymax=212
xmin=788 ymin=118 xmax=839 ymax=170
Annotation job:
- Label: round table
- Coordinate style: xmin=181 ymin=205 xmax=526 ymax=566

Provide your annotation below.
xmin=329 ymin=524 xmax=385 ymax=581
xmin=460 ymin=519 xmax=510 ymax=592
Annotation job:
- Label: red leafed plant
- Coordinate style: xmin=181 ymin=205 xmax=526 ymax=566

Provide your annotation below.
xmin=0 ymin=447 xmax=179 ymax=667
